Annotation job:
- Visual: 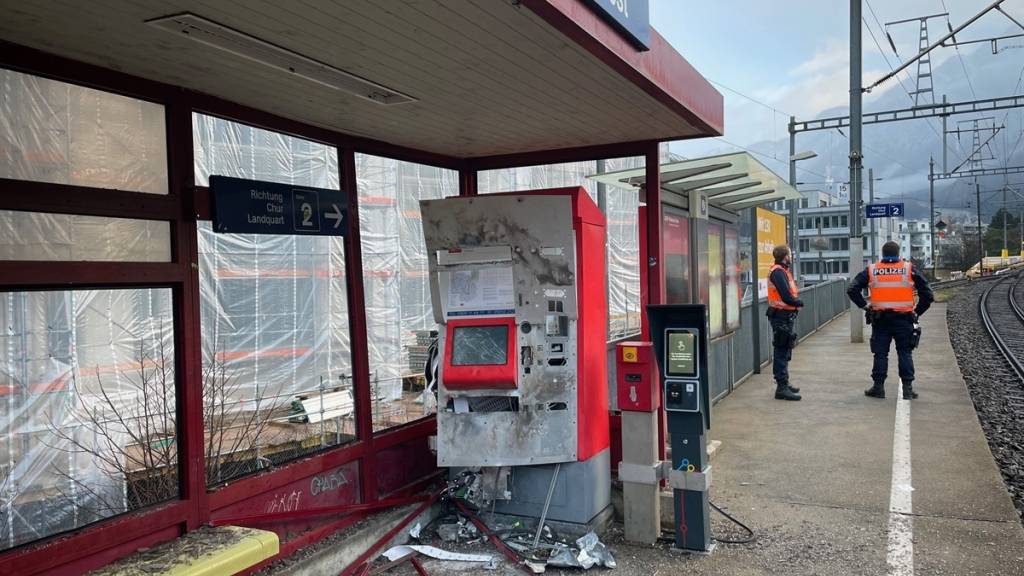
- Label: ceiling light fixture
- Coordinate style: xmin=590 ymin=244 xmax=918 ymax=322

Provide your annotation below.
xmin=147 ymin=13 xmax=415 ymax=105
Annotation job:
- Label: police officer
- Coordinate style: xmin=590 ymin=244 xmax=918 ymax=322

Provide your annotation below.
xmin=767 ymin=245 xmax=802 ymax=401
xmin=847 ymin=241 xmax=934 ymax=400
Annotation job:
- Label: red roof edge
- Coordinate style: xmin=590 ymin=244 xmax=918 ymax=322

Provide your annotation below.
xmin=522 ymin=0 xmax=724 ymax=138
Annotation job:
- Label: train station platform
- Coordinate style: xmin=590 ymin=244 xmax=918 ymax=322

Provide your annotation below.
xmin=609 ymin=304 xmax=1024 ymax=575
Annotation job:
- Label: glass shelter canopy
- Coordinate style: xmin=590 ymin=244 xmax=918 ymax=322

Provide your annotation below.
xmin=588 ymin=152 xmax=801 ymax=213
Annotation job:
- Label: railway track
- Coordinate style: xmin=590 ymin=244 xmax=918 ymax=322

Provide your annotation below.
xmin=979 ymin=272 xmax=1024 ymax=384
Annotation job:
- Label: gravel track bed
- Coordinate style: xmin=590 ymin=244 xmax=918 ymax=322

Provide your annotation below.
xmin=946 ymin=281 xmax=1024 ymax=525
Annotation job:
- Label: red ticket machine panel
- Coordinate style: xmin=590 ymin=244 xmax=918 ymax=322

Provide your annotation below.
xmin=616 ymin=341 xmax=660 ymax=412
xmin=443 ymin=317 xmax=517 ymax=390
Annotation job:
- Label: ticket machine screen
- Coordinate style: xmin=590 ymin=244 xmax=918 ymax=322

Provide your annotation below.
xmin=451 ymin=325 xmax=509 ymax=366
xmin=443 ymin=317 xmax=517 ymax=390
xmin=665 ymin=329 xmax=698 ymax=378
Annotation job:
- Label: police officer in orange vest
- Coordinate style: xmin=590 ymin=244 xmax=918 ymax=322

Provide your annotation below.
xmin=767 ymin=245 xmax=802 ymax=401
xmin=847 ymin=241 xmax=934 ymax=400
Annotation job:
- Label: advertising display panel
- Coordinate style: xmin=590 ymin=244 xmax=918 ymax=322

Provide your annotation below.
xmin=756 ymin=208 xmax=788 ymax=299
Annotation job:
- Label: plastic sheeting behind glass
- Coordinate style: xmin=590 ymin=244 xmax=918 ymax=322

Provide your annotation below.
xmin=0 ymin=210 xmax=170 ymax=261
xmin=0 ymin=68 xmax=168 ymax=194
xmin=478 ymin=157 xmax=643 ymax=340
xmin=0 ymin=288 xmax=176 ymax=552
xmin=356 ymin=154 xmax=457 ymax=432
xmin=193 ymin=113 xmax=338 ymax=188
xmin=198 ymin=224 xmax=353 ymax=483
xmin=193 ymin=114 xmax=354 ymax=484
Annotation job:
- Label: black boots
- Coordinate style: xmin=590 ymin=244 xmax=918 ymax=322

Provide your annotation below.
xmin=864 ymin=382 xmax=885 ymax=399
xmin=864 ymin=382 xmax=917 ymax=399
xmin=775 ymin=379 xmax=799 ymax=393
xmin=902 ymin=381 xmax=918 ymax=400
xmin=775 ymin=382 xmax=801 ymax=401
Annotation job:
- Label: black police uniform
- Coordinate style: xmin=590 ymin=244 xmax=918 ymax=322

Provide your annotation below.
xmin=768 ymin=263 xmax=803 ymax=398
xmin=847 ymin=257 xmax=934 ymax=399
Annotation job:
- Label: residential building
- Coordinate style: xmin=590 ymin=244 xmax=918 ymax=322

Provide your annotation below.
xmin=769 ymin=191 xmax=894 ymax=283
xmin=896 ymin=219 xmax=933 ymax=268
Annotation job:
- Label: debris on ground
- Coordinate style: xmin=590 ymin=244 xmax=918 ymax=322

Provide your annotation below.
xmin=370 ymin=470 xmax=617 ymax=574
xmin=546 ymin=532 xmax=617 ymax=570
xmin=382 ymin=544 xmax=493 ymax=563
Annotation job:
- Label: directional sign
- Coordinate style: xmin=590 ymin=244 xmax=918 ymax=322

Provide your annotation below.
xmin=865 ymin=204 xmax=888 ymax=218
xmin=209 ymin=176 xmax=347 ymax=236
xmin=865 ymin=202 xmax=905 ymax=219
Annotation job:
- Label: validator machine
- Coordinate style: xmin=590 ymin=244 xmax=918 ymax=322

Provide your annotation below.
xmin=648 ymin=304 xmax=712 ymax=552
xmin=420 ymin=187 xmax=611 ymax=528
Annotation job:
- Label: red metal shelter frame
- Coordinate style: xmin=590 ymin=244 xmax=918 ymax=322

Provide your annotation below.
xmin=0 ymin=2 xmax=718 ymax=569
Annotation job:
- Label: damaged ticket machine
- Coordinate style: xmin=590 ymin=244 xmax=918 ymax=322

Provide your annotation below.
xmin=421 ymin=187 xmax=611 ymax=528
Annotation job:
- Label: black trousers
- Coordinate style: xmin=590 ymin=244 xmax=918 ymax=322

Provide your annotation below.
xmin=769 ymin=310 xmax=797 ymax=383
xmin=870 ymin=313 xmax=915 ymax=384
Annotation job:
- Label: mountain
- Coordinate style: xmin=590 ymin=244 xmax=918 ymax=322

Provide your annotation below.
xmin=745 ymin=27 xmax=1024 ymax=223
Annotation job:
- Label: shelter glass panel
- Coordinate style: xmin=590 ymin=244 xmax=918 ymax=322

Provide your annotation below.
xmin=192 ymin=114 xmax=353 ymax=485
xmin=0 ymin=68 xmax=168 ymax=194
xmin=356 ymin=154 xmax=458 ymax=433
xmin=478 ymin=157 xmax=645 ymax=340
xmin=198 ymin=224 xmax=354 ymax=485
xmin=663 ymin=208 xmax=691 ymax=304
xmin=725 ymin=225 xmax=741 ymax=331
xmin=0 ymin=288 xmax=176 ymax=552
xmin=708 ymin=222 xmax=724 ymax=338
xmin=193 ymin=114 xmax=339 ymax=188
xmin=0 ymin=210 xmax=170 ymax=262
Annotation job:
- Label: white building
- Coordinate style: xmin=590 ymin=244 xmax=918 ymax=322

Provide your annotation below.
xmin=896 ymin=219 xmax=933 ymax=268
xmin=768 ymin=190 xmax=895 ymax=283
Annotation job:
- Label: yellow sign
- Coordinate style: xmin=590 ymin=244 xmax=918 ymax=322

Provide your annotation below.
xmin=622 ymin=346 xmax=638 ymax=363
xmin=756 ymin=208 xmax=788 ymax=299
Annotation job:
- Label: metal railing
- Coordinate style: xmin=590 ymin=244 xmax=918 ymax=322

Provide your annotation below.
xmin=711 ymin=278 xmax=849 ymax=402
xmin=606 ymin=278 xmax=851 ymax=408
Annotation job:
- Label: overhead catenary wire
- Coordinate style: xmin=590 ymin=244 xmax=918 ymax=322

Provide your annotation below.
xmin=864 ymin=1 xmax=961 ymax=162
xmin=941 ymin=0 xmax=979 ymax=100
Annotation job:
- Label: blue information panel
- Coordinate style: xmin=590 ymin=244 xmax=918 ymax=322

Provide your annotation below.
xmin=210 ymin=176 xmax=347 ymax=236
xmin=865 ymin=202 xmax=905 ymax=218
xmin=584 ymin=0 xmax=650 ymax=50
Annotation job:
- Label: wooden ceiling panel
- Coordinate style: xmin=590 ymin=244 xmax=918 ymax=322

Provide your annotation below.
xmin=0 ymin=0 xmax=711 ymax=157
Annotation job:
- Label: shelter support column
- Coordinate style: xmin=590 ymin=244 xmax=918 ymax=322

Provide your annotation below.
xmin=341 ymin=146 xmax=377 ymax=502
xmin=641 ymin=142 xmax=666 ymax=467
xmin=168 ymin=92 xmax=208 ymax=528
xmin=459 ymin=166 xmax=477 ymax=196
xmin=643 ymin=142 xmax=664 ymax=320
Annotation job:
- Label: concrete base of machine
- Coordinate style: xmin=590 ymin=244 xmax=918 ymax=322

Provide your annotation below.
xmin=490 ymin=448 xmax=611 ymax=526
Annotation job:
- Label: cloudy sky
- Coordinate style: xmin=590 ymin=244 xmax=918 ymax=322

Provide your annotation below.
xmin=651 ymin=0 xmax=1024 ymax=203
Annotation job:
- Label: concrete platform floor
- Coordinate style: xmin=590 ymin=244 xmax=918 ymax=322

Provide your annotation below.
xmin=380 ymin=305 xmax=1024 ymax=575
xmin=594 ymin=304 xmax=1024 ymax=576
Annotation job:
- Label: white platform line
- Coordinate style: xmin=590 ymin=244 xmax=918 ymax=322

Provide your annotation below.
xmin=886 ymin=380 xmax=914 ymax=576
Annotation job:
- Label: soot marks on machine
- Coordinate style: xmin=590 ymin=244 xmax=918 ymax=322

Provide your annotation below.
xmin=450 ymin=208 xmax=573 ymax=288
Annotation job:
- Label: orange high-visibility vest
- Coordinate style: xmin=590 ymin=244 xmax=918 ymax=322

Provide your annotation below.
xmin=767 ymin=263 xmax=799 ymax=311
xmin=868 ymin=260 xmax=916 ymax=312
